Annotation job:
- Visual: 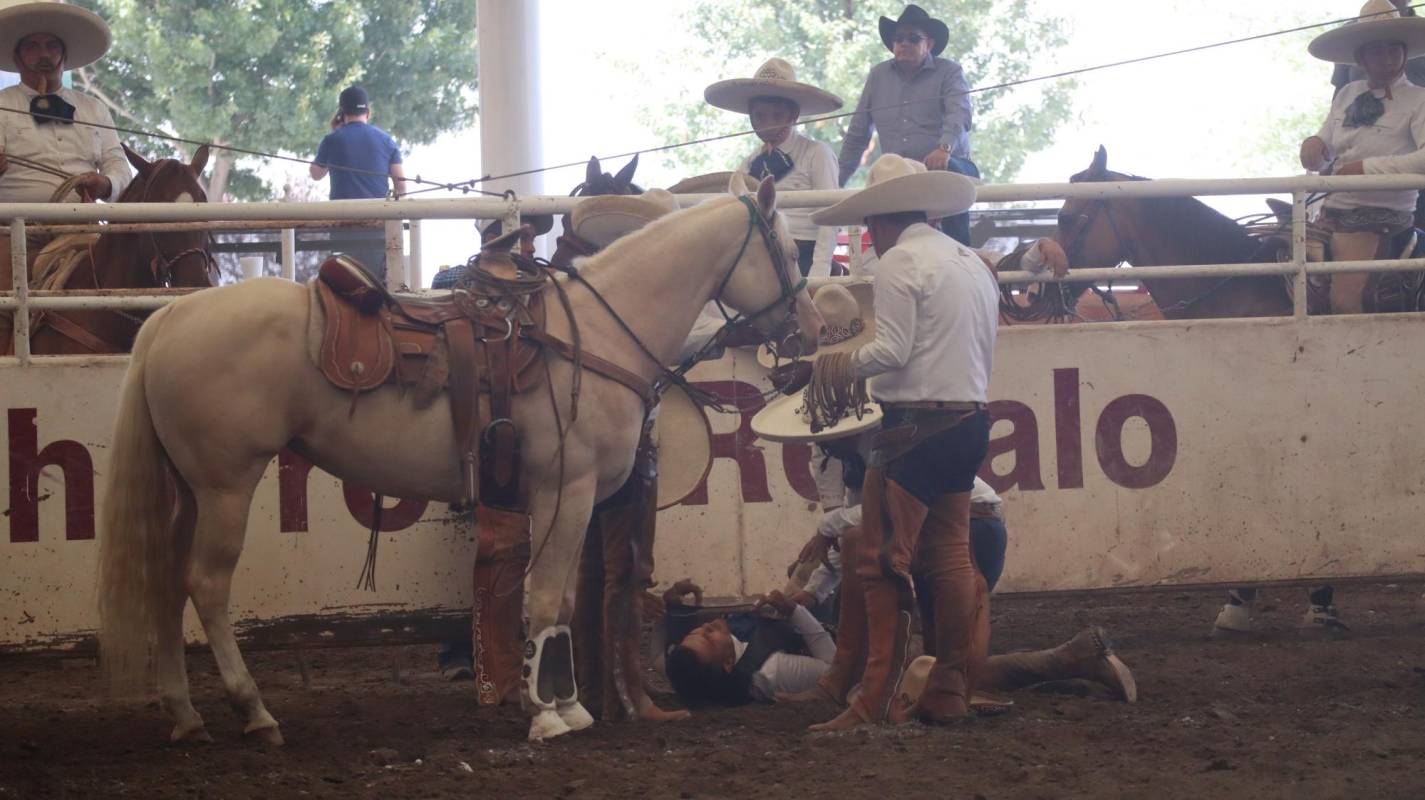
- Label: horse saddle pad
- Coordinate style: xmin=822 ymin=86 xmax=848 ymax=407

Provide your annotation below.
xmin=309 ymin=255 xmax=546 ymax=398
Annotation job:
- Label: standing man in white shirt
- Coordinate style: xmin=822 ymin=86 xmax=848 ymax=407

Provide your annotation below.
xmin=705 ymin=58 xmax=842 ymax=277
xmin=805 ymin=153 xmax=997 ymax=730
xmin=0 ymin=0 xmax=131 ymax=351
xmin=1300 ymin=0 xmax=1425 ymax=313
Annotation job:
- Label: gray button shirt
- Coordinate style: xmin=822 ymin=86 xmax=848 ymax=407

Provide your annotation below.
xmin=837 ymin=56 xmax=973 ymax=186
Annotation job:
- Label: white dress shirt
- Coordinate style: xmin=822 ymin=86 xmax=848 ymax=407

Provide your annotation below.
xmin=731 ymin=605 xmax=836 ymax=701
xmin=1317 ymin=74 xmax=1425 ymax=213
xmin=0 ymin=84 xmax=133 ymax=203
xmin=738 ymin=131 xmax=838 ymax=277
xmin=851 ymin=223 xmax=998 ymax=403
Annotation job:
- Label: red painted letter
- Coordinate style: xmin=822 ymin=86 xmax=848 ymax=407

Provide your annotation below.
xmin=1054 ymin=367 xmax=1084 ymax=489
xmin=683 ymin=380 xmax=772 ymax=505
xmin=1095 ymin=394 xmax=1177 ymax=489
xmin=981 ymin=400 xmax=1044 ymax=493
xmin=6 ymin=408 xmax=94 ymax=542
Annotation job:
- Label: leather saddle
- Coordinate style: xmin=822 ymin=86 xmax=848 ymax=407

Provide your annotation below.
xmin=311 ymin=249 xmax=549 ymax=505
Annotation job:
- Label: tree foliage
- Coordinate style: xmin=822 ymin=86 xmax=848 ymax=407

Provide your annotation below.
xmin=636 ymin=0 xmax=1076 ymax=184
xmin=73 ymin=0 xmax=478 ymax=200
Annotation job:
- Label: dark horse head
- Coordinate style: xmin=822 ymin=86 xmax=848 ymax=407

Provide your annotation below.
xmin=1052 ymin=146 xmax=1292 ymax=319
xmin=549 ymin=155 xmax=643 ymax=265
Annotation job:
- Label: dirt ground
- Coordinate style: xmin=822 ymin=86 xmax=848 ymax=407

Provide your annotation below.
xmin=2 ymin=581 xmax=1423 ymax=800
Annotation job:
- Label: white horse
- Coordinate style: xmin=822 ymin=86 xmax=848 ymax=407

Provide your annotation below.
xmin=97 ymin=177 xmax=821 ymax=743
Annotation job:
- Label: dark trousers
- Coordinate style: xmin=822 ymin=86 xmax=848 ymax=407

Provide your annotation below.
xmin=938 ymin=156 xmax=980 ymax=247
xmin=795 ymin=239 xmax=816 ymax=277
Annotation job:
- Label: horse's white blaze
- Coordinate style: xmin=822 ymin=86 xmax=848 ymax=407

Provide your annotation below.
xmin=174 ymin=192 xmax=195 ymax=203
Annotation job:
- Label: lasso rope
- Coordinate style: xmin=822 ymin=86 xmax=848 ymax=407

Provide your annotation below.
xmin=803 ymin=351 xmax=869 ymax=435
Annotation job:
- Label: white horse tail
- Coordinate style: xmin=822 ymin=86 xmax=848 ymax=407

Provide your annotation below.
xmin=98 ymin=308 xmax=182 ymax=695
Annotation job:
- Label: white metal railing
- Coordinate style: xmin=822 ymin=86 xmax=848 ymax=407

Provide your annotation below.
xmin=6 ymin=174 xmax=1425 ymax=364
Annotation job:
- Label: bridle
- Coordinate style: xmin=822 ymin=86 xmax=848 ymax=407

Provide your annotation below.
xmin=131 ymin=160 xmax=218 ymax=287
xmin=549 ymin=194 xmax=806 ymax=404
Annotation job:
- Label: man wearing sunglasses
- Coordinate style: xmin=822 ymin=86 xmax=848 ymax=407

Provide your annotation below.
xmin=837 ymin=4 xmax=978 ymax=246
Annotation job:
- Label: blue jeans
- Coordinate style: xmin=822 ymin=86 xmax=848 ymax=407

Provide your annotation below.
xmin=938 ymin=156 xmax=980 ymax=247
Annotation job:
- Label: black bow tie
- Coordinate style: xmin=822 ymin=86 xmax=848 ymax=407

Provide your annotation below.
xmin=1344 ymin=90 xmax=1386 ymax=129
xmin=30 ymin=93 xmax=76 ymax=125
xmin=749 ymin=148 xmax=794 ymax=182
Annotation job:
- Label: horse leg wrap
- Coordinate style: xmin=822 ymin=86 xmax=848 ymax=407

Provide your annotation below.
xmin=524 ymin=626 xmax=574 ymax=741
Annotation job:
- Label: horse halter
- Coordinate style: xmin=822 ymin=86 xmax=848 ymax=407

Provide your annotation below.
xmin=1058 ymin=196 xmax=1139 ymax=269
xmin=135 ymin=160 xmax=218 ymax=287
xmin=705 ymin=196 xmax=806 ymax=347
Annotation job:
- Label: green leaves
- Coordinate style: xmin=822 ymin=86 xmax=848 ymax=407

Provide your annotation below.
xmin=76 ymin=0 xmax=477 ymax=199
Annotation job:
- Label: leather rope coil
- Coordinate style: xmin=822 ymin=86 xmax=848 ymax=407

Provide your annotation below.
xmin=804 ymin=350 xmax=870 ymax=435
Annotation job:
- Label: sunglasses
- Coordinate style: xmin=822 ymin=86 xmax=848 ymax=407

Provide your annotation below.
xmin=893 ymin=33 xmax=927 ymax=44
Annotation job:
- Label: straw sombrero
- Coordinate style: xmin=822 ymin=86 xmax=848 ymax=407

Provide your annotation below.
xmin=0 ymin=1 xmax=111 ymax=72
xmin=812 ymin=154 xmax=976 ymax=226
xmin=1309 ymin=0 xmax=1425 ymax=64
xmin=705 ymin=58 xmax=843 ymax=116
xmin=651 ymin=383 xmax=713 ymax=509
xmin=756 ymin=279 xmax=875 ymax=369
xmin=569 ymin=188 xmax=679 ymax=248
xmin=668 ymin=171 xmax=761 ymax=195
xmin=751 ymin=389 xmax=882 ymax=444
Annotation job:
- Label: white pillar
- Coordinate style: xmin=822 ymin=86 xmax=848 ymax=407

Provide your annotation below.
xmin=477 ymin=0 xmax=544 ymax=251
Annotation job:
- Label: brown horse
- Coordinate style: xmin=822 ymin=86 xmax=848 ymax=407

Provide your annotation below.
xmin=3 ymin=145 xmax=215 ymax=355
xmin=1054 ymin=147 xmax=1292 ymax=319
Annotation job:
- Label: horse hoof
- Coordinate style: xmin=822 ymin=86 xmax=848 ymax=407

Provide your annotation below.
xmin=244 ymin=725 xmax=285 ymax=747
xmin=170 ymin=724 xmax=213 ymax=744
xmin=556 ymin=701 xmax=594 ymax=732
xmin=528 ymin=709 xmax=572 ymax=742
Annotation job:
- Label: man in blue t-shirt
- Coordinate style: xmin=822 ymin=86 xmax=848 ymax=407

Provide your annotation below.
xmin=309 ymin=86 xmax=406 ymax=277
xmin=310 ymin=85 xmax=407 ymax=199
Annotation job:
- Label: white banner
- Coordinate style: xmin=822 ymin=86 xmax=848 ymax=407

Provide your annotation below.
xmin=4 ymin=313 xmax=1424 ymax=652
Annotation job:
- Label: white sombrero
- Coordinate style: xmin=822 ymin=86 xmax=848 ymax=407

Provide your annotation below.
xmin=650 ymin=383 xmax=713 ymax=509
xmin=668 ymin=171 xmax=761 ymax=195
xmin=812 ymin=154 xmax=976 ymax=226
xmin=569 ymin=188 xmax=679 ymax=248
xmin=756 ymin=279 xmax=875 ymax=369
xmin=0 ymin=1 xmax=111 ymax=72
xmin=1309 ymin=0 xmax=1425 ymax=64
xmin=751 ymin=389 xmax=882 ymax=444
xmin=704 ymin=57 xmax=844 ymax=116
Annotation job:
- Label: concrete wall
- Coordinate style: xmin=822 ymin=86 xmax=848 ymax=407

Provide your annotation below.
xmin=4 ymin=313 xmax=1424 ymax=651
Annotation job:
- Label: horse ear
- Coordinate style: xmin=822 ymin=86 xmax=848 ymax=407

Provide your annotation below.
xmin=1090 ymin=146 xmax=1108 ymax=176
xmin=585 ymin=156 xmax=602 ymax=185
xmin=122 ymin=142 xmax=150 ymax=174
xmin=190 ymin=145 xmax=210 ymax=176
xmin=728 ymin=171 xmax=750 ymax=197
xmin=613 ymin=153 xmax=639 ymax=187
xmin=756 ymin=175 xmax=777 ymax=217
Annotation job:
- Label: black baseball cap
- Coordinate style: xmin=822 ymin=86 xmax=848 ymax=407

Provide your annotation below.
xmin=339 ymin=85 xmax=369 ymax=114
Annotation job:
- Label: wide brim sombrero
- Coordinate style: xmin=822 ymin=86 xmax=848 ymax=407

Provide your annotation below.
xmin=705 ymin=57 xmax=843 ymax=116
xmin=750 ymin=391 xmax=883 ymax=444
xmin=0 ymin=1 xmax=111 ymax=72
xmin=570 ymin=189 xmax=679 ymax=249
xmin=668 ymin=172 xmax=761 ymax=195
xmin=651 ymin=383 xmax=713 ymax=509
xmin=812 ymin=154 xmax=976 ymax=226
xmin=1309 ymin=8 xmax=1425 ymax=64
xmin=756 ymin=280 xmax=875 ymax=369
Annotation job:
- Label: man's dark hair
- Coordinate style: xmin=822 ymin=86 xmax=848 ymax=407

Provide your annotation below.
xmin=665 ymin=646 xmax=753 ymax=707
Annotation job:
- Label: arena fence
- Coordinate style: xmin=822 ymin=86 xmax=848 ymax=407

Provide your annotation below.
xmin=4 ymin=175 xmax=1425 ymax=654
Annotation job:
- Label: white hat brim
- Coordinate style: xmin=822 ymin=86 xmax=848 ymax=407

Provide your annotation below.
xmin=750 ymin=391 xmax=883 ymax=444
xmin=812 ymin=171 xmax=977 ymax=226
xmin=651 ymin=384 xmax=713 ymax=509
xmin=704 ymin=78 xmax=843 ymax=116
xmin=756 ymin=281 xmax=875 ymax=368
xmin=1308 ymin=17 xmax=1425 ymax=64
xmin=0 ymin=3 xmax=111 ymax=72
xmin=570 ymin=194 xmax=677 ymax=248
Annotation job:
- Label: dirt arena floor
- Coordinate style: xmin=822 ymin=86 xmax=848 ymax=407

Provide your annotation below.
xmin=2 ymin=581 xmax=1422 ymax=799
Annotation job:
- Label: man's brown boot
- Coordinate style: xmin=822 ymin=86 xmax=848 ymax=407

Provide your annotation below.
xmin=980 ymin=626 xmax=1137 ymax=702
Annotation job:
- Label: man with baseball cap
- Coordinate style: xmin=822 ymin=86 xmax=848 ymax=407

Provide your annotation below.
xmin=310 ymin=85 xmax=407 ymax=277
xmin=806 ymin=153 xmax=997 ymax=729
